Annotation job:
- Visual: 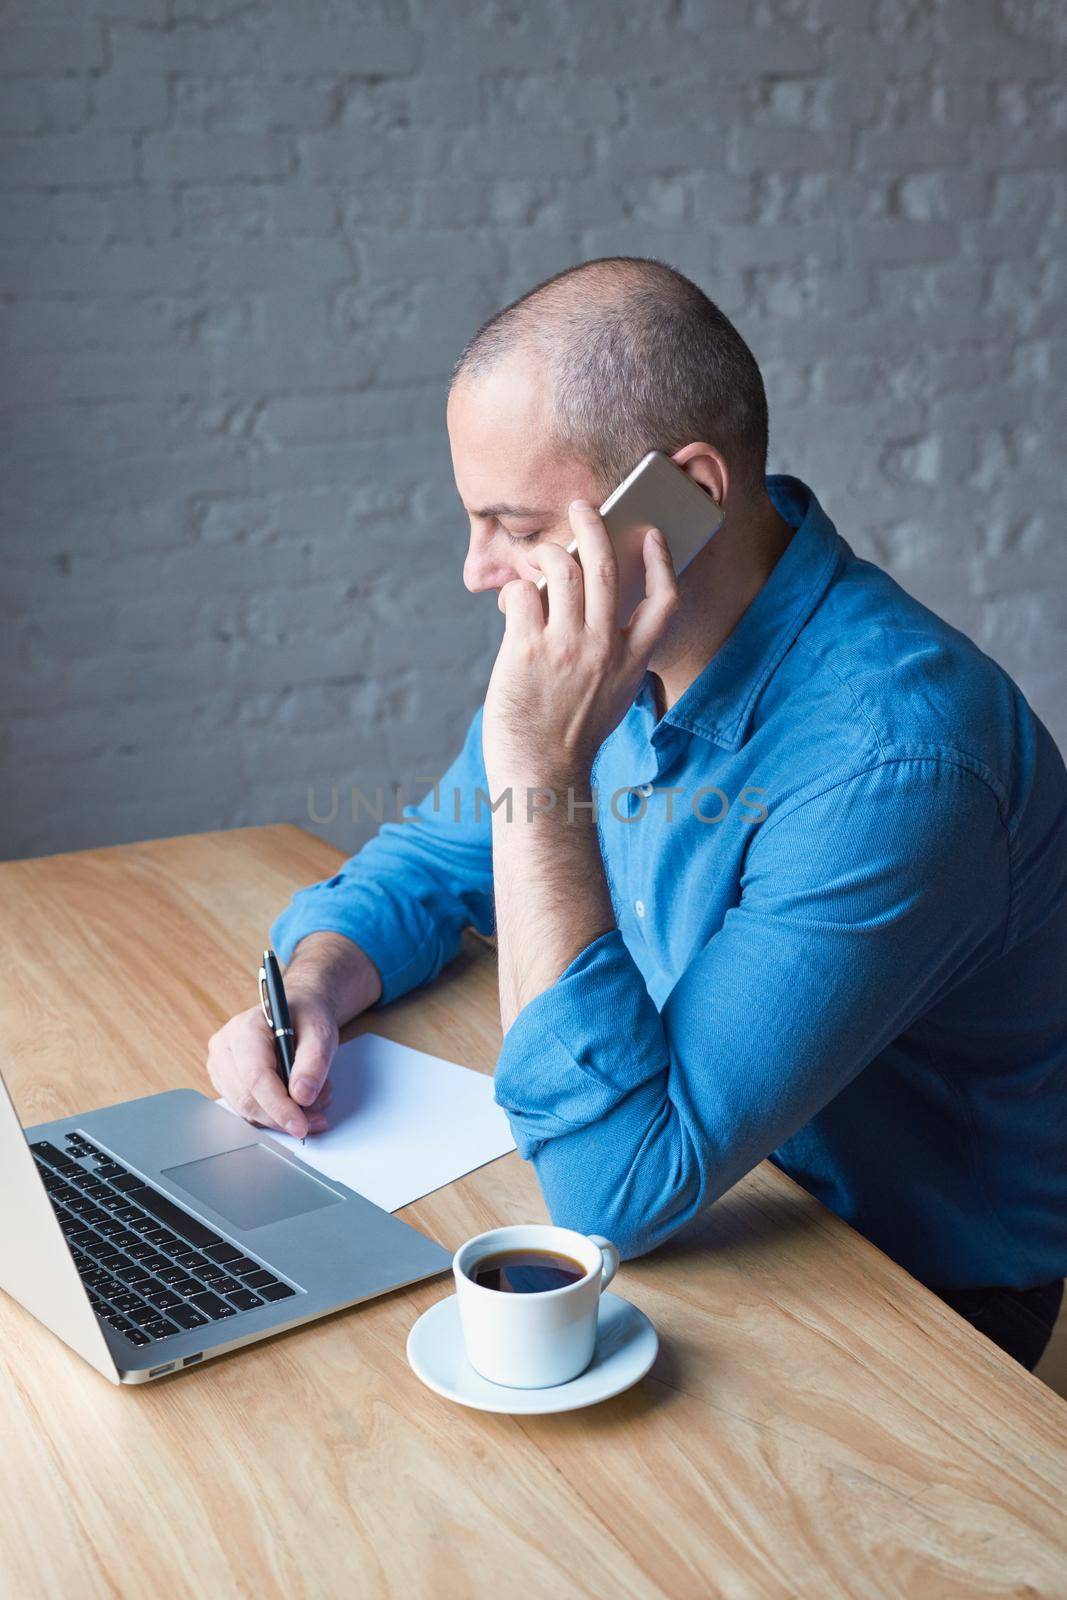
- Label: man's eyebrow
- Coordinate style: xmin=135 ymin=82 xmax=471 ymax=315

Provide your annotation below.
xmin=465 ymin=501 xmax=550 ymax=518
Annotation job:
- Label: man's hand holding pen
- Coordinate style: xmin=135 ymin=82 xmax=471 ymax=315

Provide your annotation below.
xmin=205 ymin=930 xmax=383 ymax=1138
xmin=207 ymin=984 xmax=336 ymax=1140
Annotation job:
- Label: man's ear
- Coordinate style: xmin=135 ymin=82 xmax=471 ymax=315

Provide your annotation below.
xmin=670 ymin=443 xmax=726 ymax=506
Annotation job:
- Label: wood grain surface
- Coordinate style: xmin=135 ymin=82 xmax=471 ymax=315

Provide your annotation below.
xmin=1 ymin=825 xmax=1064 ymax=1600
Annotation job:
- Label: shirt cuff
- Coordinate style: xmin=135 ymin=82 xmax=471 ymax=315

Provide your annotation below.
xmin=269 ymin=885 xmax=438 ymax=1009
xmin=492 ymin=929 xmax=667 ymax=1159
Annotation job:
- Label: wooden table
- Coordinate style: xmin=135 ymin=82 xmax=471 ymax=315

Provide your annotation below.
xmin=1 ymin=825 xmax=1064 ymax=1600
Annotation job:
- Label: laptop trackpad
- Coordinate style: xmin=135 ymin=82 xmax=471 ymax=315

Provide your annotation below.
xmin=161 ymin=1143 xmax=343 ymax=1230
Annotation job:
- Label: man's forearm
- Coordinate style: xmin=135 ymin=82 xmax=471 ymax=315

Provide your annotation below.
xmin=283 ymin=931 xmax=383 ymax=1026
xmin=490 ymin=772 xmax=616 ymax=1032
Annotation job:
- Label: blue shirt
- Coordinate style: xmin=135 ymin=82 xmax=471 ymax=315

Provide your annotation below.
xmin=272 ymin=474 xmax=1067 ymax=1292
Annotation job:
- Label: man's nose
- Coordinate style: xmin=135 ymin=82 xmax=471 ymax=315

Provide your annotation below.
xmin=463 ymin=538 xmax=517 ymax=595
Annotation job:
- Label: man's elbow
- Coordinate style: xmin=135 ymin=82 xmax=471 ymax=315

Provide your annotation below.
xmin=529 ymin=1138 xmax=706 ymax=1263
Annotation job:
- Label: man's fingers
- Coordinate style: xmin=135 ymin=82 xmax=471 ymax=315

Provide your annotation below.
xmin=207 ymin=1003 xmax=336 ymax=1139
xmin=626 ymin=526 xmax=679 ymax=661
xmin=530 ymin=540 xmax=584 ymax=634
xmin=247 ymin=1061 xmax=309 ymax=1136
xmin=288 ymin=1010 xmax=337 ymax=1105
xmin=246 ymin=1107 xmax=330 ymax=1136
xmin=498 ymin=576 xmax=547 ymax=638
xmin=569 ymin=500 xmax=619 ymax=635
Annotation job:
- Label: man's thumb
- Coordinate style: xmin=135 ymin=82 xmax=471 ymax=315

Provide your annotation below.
xmin=288 ymin=1018 xmax=335 ymax=1105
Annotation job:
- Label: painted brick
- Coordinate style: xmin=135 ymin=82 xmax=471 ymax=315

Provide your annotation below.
xmin=0 ymin=24 xmax=105 ymax=75
xmin=0 ymin=1 xmax=1063 ymax=862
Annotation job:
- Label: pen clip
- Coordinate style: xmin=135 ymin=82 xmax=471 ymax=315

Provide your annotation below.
xmin=258 ymin=965 xmax=274 ymax=1031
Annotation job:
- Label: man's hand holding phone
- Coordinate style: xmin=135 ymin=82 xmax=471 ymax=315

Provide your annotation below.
xmin=482 ymin=497 xmax=679 ymax=795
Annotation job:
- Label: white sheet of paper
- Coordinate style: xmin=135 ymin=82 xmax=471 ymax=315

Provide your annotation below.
xmin=216 ymin=1031 xmax=516 ymax=1213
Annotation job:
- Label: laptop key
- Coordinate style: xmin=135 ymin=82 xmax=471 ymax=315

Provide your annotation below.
xmin=125 ymin=1328 xmax=152 ymax=1346
xmin=202 ymin=1243 xmax=243 ymax=1265
xmin=125 ymin=1242 xmax=156 ymax=1261
xmin=198 ymin=1263 xmax=234 ymax=1285
xmin=146 ymin=1290 xmax=182 ymax=1310
xmin=242 ymin=1269 xmax=280 ymax=1290
xmin=171 ymin=1249 xmax=211 ymax=1269
xmin=188 ymin=1291 xmax=236 ymax=1320
xmin=142 ymin=1319 xmax=179 ymax=1340
xmin=109 ymin=1173 xmax=148 ymax=1193
xmin=259 ymin=1282 xmax=296 ymax=1302
xmin=156 ymin=1264 xmax=192 ymax=1287
xmin=172 ymin=1275 xmax=205 ymax=1296
xmin=132 ymin=1189 xmax=222 ymax=1249
xmin=152 ymin=1230 xmax=185 ymax=1251
xmin=228 ymin=1255 xmax=260 ymax=1275
xmin=30 ymin=1142 xmax=77 ymax=1170
xmin=128 ymin=1302 xmax=161 ymax=1328
xmin=169 ymin=1303 xmax=209 ymax=1330
xmin=109 ymin=1291 xmax=142 ymax=1313
xmin=206 ymin=1274 xmax=242 ymax=1294
xmin=141 ymin=1251 xmax=172 ymax=1271
xmin=227 ymin=1289 xmax=263 ymax=1312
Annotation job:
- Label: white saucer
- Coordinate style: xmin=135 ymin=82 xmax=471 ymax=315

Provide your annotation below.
xmin=406 ymin=1290 xmax=659 ymax=1415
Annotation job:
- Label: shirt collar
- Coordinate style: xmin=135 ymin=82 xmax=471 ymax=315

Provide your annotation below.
xmin=638 ymin=473 xmax=843 ymax=753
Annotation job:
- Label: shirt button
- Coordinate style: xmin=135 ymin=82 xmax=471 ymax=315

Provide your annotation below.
xmin=637 ymin=783 xmax=654 ymax=798
xmin=634 ymin=899 xmax=645 ymax=918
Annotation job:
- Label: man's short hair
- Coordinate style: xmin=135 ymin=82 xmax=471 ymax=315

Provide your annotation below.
xmin=449 ymin=256 xmax=770 ymax=499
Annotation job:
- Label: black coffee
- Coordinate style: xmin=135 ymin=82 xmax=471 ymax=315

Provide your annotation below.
xmin=469 ymin=1248 xmax=588 ymax=1294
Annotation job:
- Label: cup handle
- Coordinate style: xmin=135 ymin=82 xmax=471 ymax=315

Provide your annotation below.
xmin=588 ymin=1235 xmax=620 ymax=1291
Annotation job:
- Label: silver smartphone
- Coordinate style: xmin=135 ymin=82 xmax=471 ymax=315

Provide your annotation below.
xmin=536 ymin=450 xmax=725 ymax=622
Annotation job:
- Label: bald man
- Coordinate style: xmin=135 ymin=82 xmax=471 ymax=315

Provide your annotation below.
xmin=207 ymin=257 xmax=1067 ymax=1371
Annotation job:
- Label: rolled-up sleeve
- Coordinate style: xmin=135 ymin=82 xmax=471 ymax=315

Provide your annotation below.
xmin=492 ymin=757 xmax=1008 ymax=1259
xmin=270 ymin=706 xmax=495 ymax=1006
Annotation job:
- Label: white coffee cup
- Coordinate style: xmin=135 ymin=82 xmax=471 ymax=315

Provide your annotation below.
xmin=453 ymin=1223 xmax=620 ymax=1389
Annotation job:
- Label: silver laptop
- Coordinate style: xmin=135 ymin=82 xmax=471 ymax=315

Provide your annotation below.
xmin=0 ymin=1065 xmax=452 ymax=1384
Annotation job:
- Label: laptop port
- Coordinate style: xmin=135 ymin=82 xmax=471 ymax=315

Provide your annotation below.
xmin=148 ymin=1361 xmax=175 ymax=1377
xmin=183 ymin=1352 xmax=203 ymax=1366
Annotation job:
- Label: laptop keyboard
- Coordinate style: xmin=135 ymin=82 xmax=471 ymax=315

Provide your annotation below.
xmin=31 ymin=1130 xmax=298 ymax=1349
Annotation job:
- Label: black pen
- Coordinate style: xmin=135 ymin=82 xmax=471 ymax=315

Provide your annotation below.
xmin=258 ymin=947 xmax=304 ymax=1146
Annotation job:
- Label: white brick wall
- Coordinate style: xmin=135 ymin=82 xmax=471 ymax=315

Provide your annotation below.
xmin=2 ymin=0 xmax=1065 ymax=859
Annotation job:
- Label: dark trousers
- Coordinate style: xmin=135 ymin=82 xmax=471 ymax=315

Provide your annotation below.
xmin=929 ymin=1279 xmax=1064 ymax=1371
